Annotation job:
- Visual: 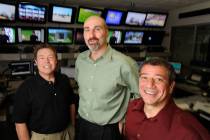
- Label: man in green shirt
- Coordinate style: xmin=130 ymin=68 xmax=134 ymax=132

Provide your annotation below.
xmin=75 ymin=16 xmax=139 ymax=140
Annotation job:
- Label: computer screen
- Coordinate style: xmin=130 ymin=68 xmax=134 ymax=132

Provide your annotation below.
xmin=18 ymin=2 xmax=47 ymax=23
xmin=9 ymin=61 xmax=33 ymax=76
xmin=47 ymin=28 xmax=73 ymax=44
xmin=144 ymin=13 xmax=167 ymax=27
xmin=0 ymin=27 xmax=16 ymax=44
xmin=74 ymin=28 xmax=85 ymax=45
xmin=49 ymin=4 xmax=75 ymax=24
xmin=17 ymin=27 xmax=45 ymax=44
xmin=108 ymin=30 xmax=122 ymax=45
xmin=77 ymin=7 xmax=103 ymax=24
xmin=0 ymin=3 xmax=16 ymax=22
xmin=123 ymin=31 xmax=144 ymax=45
xmin=169 ymin=62 xmax=182 ymax=74
xmin=125 ymin=11 xmax=146 ymax=26
xmin=143 ymin=31 xmax=165 ymax=45
xmin=103 ymin=9 xmax=124 ymax=25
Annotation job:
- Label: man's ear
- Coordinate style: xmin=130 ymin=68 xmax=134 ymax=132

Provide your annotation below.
xmin=169 ymin=81 xmax=175 ymax=94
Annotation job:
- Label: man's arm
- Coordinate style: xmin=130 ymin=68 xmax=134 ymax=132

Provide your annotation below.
xmin=15 ymin=123 xmax=30 ymax=140
xmin=70 ymin=104 xmax=76 ymax=127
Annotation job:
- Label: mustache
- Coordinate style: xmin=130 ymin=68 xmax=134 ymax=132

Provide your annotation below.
xmin=88 ymin=37 xmax=99 ymax=41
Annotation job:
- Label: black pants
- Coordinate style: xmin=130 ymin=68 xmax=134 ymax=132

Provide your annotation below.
xmin=75 ymin=116 xmax=122 ymax=140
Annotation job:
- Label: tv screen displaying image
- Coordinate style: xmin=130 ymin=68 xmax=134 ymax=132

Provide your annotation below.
xmin=169 ymin=62 xmax=182 ymax=74
xmin=144 ymin=13 xmax=167 ymax=27
xmin=125 ymin=11 xmax=146 ymax=26
xmin=143 ymin=31 xmax=165 ymax=45
xmin=108 ymin=30 xmax=122 ymax=45
xmin=50 ymin=4 xmax=75 ymax=23
xmin=123 ymin=31 xmax=144 ymax=45
xmin=0 ymin=27 xmax=16 ymax=44
xmin=0 ymin=3 xmax=16 ymax=21
xmin=74 ymin=29 xmax=85 ymax=44
xmin=48 ymin=28 xmax=73 ymax=44
xmin=18 ymin=3 xmax=46 ymax=23
xmin=77 ymin=7 xmax=103 ymax=23
xmin=104 ymin=9 xmax=123 ymax=25
xmin=18 ymin=27 xmax=45 ymax=43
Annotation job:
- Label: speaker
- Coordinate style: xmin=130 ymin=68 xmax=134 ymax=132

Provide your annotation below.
xmin=179 ymin=8 xmax=210 ymax=19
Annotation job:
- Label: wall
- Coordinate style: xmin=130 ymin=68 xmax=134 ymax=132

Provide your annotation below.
xmin=163 ymin=1 xmax=210 ymax=50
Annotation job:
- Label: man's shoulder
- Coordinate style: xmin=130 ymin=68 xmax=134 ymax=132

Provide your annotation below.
xmin=111 ymin=48 xmax=136 ymax=64
xmin=76 ymin=50 xmax=89 ymax=60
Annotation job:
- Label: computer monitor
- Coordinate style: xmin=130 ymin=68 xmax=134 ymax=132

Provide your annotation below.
xmin=18 ymin=2 xmax=47 ymax=23
xmin=17 ymin=27 xmax=45 ymax=44
xmin=74 ymin=28 xmax=85 ymax=45
xmin=76 ymin=7 xmax=103 ymax=24
xmin=108 ymin=30 xmax=122 ymax=45
xmin=125 ymin=11 xmax=146 ymax=26
xmin=49 ymin=4 xmax=76 ymax=24
xmin=0 ymin=26 xmax=16 ymax=44
xmin=143 ymin=31 xmax=165 ymax=45
xmin=169 ymin=62 xmax=182 ymax=74
xmin=144 ymin=13 xmax=167 ymax=27
xmin=0 ymin=3 xmax=16 ymax=22
xmin=123 ymin=31 xmax=144 ymax=45
xmin=9 ymin=61 xmax=34 ymax=76
xmin=103 ymin=9 xmax=124 ymax=26
xmin=47 ymin=27 xmax=73 ymax=44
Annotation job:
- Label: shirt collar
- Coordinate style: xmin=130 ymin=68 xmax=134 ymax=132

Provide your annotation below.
xmin=81 ymin=45 xmax=113 ymax=63
xmin=36 ymin=72 xmax=57 ymax=86
xmin=131 ymin=98 xmax=175 ymax=130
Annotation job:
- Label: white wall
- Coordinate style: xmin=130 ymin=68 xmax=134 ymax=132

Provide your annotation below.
xmin=163 ymin=1 xmax=210 ymax=50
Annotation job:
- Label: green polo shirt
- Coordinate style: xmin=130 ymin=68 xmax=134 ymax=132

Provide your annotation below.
xmin=75 ymin=46 xmax=139 ymax=125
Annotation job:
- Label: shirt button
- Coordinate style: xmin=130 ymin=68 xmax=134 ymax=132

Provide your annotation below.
xmin=88 ymin=88 xmax=92 ymax=92
xmin=86 ymin=113 xmax=88 ymax=117
xmin=90 ymin=76 xmax=94 ymax=79
xmin=137 ymin=133 xmax=141 ymax=138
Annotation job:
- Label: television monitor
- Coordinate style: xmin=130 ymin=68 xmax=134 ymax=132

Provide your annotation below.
xmin=17 ymin=27 xmax=45 ymax=44
xmin=169 ymin=62 xmax=182 ymax=74
xmin=103 ymin=9 xmax=124 ymax=26
xmin=0 ymin=27 xmax=16 ymax=45
xmin=77 ymin=7 xmax=103 ymax=24
xmin=108 ymin=30 xmax=122 ymax=45
xmin=123 ymin=31 xmax=144 ymax=45
xmin=125 ymin=11 xmax=146 ymax=26
xmin=74 ymin=29 xmax=85 ymax=45
xmin=47 ymin=28 xmax=73 ymax=44
xmin=18 ymin=2 xmax=47 ymax=23
xmin=0 ymin=3 xmax=16 ymax=22
xmin=144 ymin=13 xmax=167 ymax=27
xmin=143 ymin=31 xmax=165 ymax=45
xmin=9 ymin=61 xmax=34 ymax=76
xmin=49 ymin=4 xmax=76 ymax=24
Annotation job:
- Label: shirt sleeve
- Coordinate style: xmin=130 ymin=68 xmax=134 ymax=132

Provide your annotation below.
xmin=13 ymin=82 xmax=31 ymax=123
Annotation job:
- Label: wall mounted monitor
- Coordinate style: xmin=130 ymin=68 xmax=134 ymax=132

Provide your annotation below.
xmin=123 ymin=31 xmax=144 ymax=45
xmin=9 ymin=61 xmax=34 ymax=76
xmin=125 ymin=11 xmax=146 ymax=26
xmin=74 ymin=28 xmax=85 ymax=45
xmin=18 ymin=2 xmax=47 ymax=23
xmin=169 ymin=62 xmax=182 ymax=74
xmin=47 ymin=28 xmax=73 ymax=44
xmin=77 ymin=7 xmax=103 ymax=24
xmin=144 ymin=13 xmax=167 ymax=27
xmin=108 ymin=30 xmax=122 ymax=45
xmin=143 ymin=31 xmax=165 ymax=45
xmin=0 ymin=27 xmax=16 ymax=45
xmin=0 ymin=3 xmax=16 ymax=22
xmin=103 ymin=9 xmax=124 ymax=26
xmin=49 ymin=4 xmax=76 ymax=24
xmin=17 ymin=27 xmax=45 ymax=44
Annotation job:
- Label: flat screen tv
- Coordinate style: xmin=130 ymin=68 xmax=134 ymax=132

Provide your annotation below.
xmin=0 ymin=3 xmax=16 ymax=22
xmin=18 ymin=2 xmax=47 ymax=23
xmin=0 ymin=27 xmax=16 ymax=45
xmin=49 ymin=4 xmax=75 ymax=24
xmin=143 ymin=31 xmax=165 ymax=45
xmin=74 ymin=29 xmax=85 ymax=44
xmin=125 ymin=11 xmax=146 ymax=26
xmin=47 ymin=28 xmax=73 ymax=44
xmin=17 ymin=27 xmax=45 ymax=44
xmin=9 ymin=61 xmax=34 ymax=76
xmin=144 ymin=13 xmax=167 ymax=27
xmin=103 ymin=9 xmax=124 ymax=26
xmin=123 ymin=31 xmax=144 ymax=45
xmin=108 ymin=30 xmax=122 ymax=45
xmin=169 ymin=62 xmax=182 ymax=74
xmin=77 ymin=7 xmax=103 ymax=24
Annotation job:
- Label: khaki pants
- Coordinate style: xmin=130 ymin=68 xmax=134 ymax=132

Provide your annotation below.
xmin=31 ymin=126 xmax=73 ymax=140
